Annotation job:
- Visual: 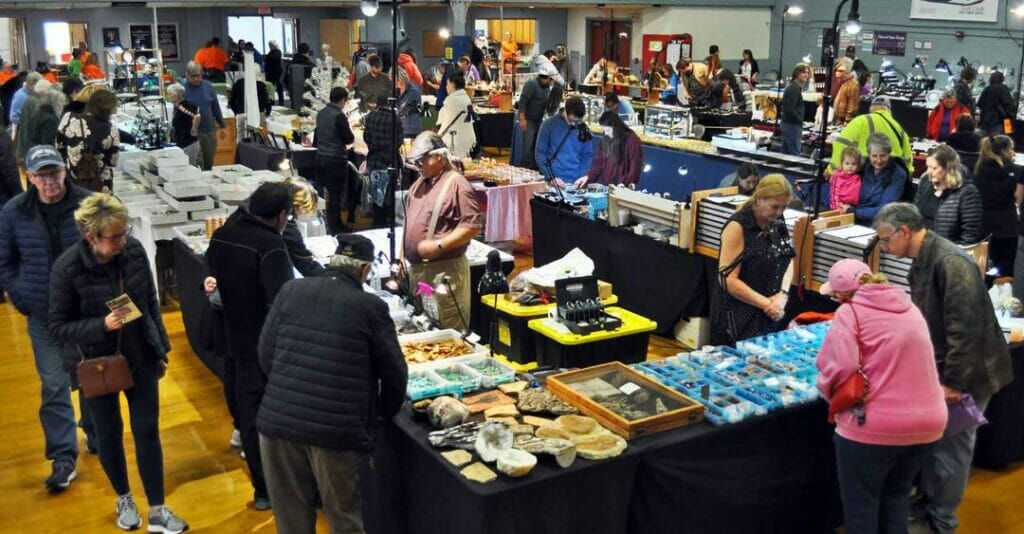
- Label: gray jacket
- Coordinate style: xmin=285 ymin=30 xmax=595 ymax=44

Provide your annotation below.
xmin=914 ymin=178 xmax=983 ymax=245
xmin=909 ymin=231 xmax=1012 ymax=398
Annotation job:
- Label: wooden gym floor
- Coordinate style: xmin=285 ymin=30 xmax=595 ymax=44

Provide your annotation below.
xmin=0 ymin=268 xmax=1022 ymax=532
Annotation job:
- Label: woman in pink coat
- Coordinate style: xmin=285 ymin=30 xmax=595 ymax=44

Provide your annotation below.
xmin=817 ymin=259 xmax=947 ymax=534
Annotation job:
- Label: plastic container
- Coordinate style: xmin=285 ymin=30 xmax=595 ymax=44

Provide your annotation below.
xmin=398 ymin=329 xmax=488 ymax=366
xmin=459 ymin=356 xmax=516 ymax=388
xmin=407 ymin=368 xmax=462 ymax=401
xmin=528 ymin=306 xmax=656 ymax=368
xmin=427 ymin=362 xmax=484 ymax=394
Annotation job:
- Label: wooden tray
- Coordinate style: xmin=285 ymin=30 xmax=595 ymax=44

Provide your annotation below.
xmin=546 ymin=362 xmax=704 ymax=440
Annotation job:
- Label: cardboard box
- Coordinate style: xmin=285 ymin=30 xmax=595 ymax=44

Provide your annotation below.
xmin=673 ymin=316 xmax=710 ymax=350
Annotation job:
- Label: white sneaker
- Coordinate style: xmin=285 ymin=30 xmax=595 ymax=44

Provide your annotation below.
xmin=229 ymin=429 xmax=242 ymax=448
xmin=240 ymin=450 xmax=246 ymax=460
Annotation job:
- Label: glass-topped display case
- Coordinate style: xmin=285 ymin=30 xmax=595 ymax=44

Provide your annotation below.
xmin=644 ymin=104 xmax=692 ymax=140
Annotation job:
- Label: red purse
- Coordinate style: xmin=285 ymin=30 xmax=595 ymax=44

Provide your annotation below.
xmin=828 ymin=303 xmax=870 ymax=424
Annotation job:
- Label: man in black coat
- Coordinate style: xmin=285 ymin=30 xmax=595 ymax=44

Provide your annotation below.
xmin=265 ymin=40 xmax=284 ymax=106
xmin=257 ymin=234 xmax=407 ymax=534
xmin=314 ymin=87 xmax=356 ymax=234
xmin=206 ymin=182 xmax=295 ymax=511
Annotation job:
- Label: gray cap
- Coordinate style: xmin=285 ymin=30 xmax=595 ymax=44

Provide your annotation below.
xmin=537 ymin=62 xmax=559 ymax=78
xmin=24 ymin=145 xmax=64 ymax=173
xmin=406 ymin=131 xmax=448 ymax=163
xmin=870 ymin=95 xmax=892 ymax=108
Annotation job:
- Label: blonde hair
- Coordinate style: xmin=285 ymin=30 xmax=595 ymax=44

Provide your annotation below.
xmin=927 ymin=145 xmax=964 ymax=189
xmin=858 ymin=272 xmax=889 ymax=285
xmin=75 ymin=82 xmax=102 ymax=104
xmin=742 ymin=173 xmax=793 ymax=209
xmin=285 ymin=177 xmax=318 ymax=217
xmin=74 ymin=193 xmax=129 ymax=237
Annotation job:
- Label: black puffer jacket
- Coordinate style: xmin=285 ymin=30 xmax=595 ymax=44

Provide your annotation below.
xmin=257 ymin=268 xmax=407 ymax=452
xmin=914 ymin=178 xmax=983 ymax=245
xmin=974 ymin=157 xmax=1019 ymax=239
xmin=49 ymin=237 xmax=170 ymax=370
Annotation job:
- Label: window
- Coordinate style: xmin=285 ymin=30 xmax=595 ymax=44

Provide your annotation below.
xmin=227 ymin=16 xmax=298 ymax=55
xmin=44 ymin=21 xmax=87 ymax=64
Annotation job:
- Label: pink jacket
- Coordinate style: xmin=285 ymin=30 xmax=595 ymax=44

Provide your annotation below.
xmin=817 ymin=284 xmax=947 ymax=446
xmin=829 ymin=170 xmax=861 ymax=210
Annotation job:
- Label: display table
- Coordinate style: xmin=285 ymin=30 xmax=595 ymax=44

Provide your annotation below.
xmin=384 ymin=399 xmax=841 ymax=534
xmin=528 ymin=306 xmax=657 ymax=367
xmin=974 ymin=342 xmax=1024 ymax=469
xmin=477 ymin=111 xmax=514 ymax=150
xmin=473 ymin=180 xmax=547 ymax=244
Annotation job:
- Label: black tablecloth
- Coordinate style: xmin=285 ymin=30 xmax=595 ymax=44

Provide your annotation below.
xmin=386 ymin=400 xmax=841 ymax=534
xmin=171 ymin=239 xmax=224 ymax=378
xmin=236 ymin=141 xmax=287 ymax=171
xmin=974 ymin=342 xmax=1024 ymax=469
xmin=532 ymin=198 xmax=710 ymax=335
xmin=478 ymin=112 xmax=514 ymax=150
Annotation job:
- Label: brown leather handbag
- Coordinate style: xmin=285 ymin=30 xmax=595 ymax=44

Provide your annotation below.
xmin=76 ymin=324 xmax=132 ymax=400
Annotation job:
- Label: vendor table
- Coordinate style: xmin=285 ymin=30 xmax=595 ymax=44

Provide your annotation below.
xmin=473 ymin=180 xmax=546 ymax=244
xmin=477 ymin=111 xmax=514 ymax=150
xmin=386 ymin=399 xmax=842 ymax=534
xmin=974 ymin=342 xmax=1024 ymax=469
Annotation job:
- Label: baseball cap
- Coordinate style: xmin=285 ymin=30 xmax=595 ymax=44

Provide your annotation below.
xmin=537 ymin=62 xmax=559 ymax=78
xmin=334 ymin=234 xmax=375 ymax=263
xmin=871 ymin=95 xmax=892 ymax=108
xmin=24 ymin=145 xmax=64 ymax=173
xmin=820 ymin=259 xmax=873 ymax=296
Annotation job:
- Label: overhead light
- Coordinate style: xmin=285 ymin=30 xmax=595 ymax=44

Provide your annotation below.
xmin=360 ymin=0 xmax=378 ymax=17
xmin=845 ymin=13 xmax=862 ymax=35
xmin=802 ymin=54 xmax=813 ymax=64
xmin=439 ymin=27 xmax=451 ymax=39
xmin=785 ymin=5 xmax=804 ymax=15
xmin=1013 ymin=4 xmax=1024 ymax=16
xmin=935 ymin=59 xmax=950 ymax=74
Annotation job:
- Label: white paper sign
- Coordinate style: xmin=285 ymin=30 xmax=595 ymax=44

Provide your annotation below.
xmin=910 ymin=0 xmax=998 ymax=22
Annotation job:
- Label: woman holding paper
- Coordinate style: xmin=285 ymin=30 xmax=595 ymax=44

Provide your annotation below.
xmin=48 ymin=193 xmax=188 ymax=534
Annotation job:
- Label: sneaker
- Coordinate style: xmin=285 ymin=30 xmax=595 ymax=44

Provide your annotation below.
xmin=229 ymin=429 xmax=242 ymax=448
xmin=116 ymin=494 xmax=142 ymax=531
xmin=239 ymin=450 xmax=246 ymax=460
xmin=147 ymin=506 xmax=189 ymax=533
xmin=44 ymin=461 xmax=77 ymax=492
xmin=253 ymin=496 xmax=271 ymax=511
xmin=86 ymin=435 xmax=99 ymax=455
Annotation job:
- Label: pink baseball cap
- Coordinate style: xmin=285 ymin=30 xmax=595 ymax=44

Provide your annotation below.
xmin=820 ymin=258 xmax=873 ymax=296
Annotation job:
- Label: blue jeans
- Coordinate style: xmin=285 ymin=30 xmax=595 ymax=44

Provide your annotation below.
xmin=84 ymin=360 xmax=165 ymax=504
xmin=835 ymin=434 xmax=935 ymax=534
xmin=780 ymin=122 xmax=803 ymax=156
xmin=919 ymin=394 xmax=991 ymax=534
xmin=27 ymin=315 xmax=78 ymax=465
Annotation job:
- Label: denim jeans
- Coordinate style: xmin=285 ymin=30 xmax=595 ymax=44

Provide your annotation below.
xmin=834 ymin=434 xmax=935 ymax=534
xmin=780 ymin=122 xmax=803 ymax=156
xmin=919 ymin=394 xmax=991 ymax=534
xmin=370 ymin=169 xmax=394 ymax=228
xmin=27 ymin=315 xmax=78 ymax=465
xmin=84 ymin=360 xmax=165 ymax=504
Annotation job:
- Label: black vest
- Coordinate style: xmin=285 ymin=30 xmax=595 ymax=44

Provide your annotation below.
xmin=315 ymin=103 xmax=347 ymax=159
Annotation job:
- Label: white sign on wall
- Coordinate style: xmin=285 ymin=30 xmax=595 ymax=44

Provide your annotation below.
xmin=910 ymin=0 xmax=999 ymax=23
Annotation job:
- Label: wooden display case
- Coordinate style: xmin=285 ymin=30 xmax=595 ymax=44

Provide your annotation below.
xmin=546 ymin=362 xmax=704 ymax=440
xmin=688 ymin=186 xmax=740 ymax=258
xmin=607 ymin=185 xmax=691 ymax=249
xmin=213 ymin=117 xmax=237 ymax=167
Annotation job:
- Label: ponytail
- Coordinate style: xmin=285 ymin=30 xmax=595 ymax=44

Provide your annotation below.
xmin=976 ymin=135 xmax=1014 ymax=176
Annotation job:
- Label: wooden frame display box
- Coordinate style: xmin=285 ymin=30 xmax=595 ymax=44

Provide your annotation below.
xmin=688 ymin=187 xmax=808 ymax=259
xmin=546 ymin=362 xmax=704 ymax=440
xmin=608 ymin=185 xmax=691 ymax=249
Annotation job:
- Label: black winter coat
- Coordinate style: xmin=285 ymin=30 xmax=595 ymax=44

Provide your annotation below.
xmin=0 ymin=130 xmax=23 ymax=204
xmin=206 ymin=207 xmax=294 ymax=360
xmin=257 ymin=268 xmax=407 ymax=452
xmin=977 ymin=83 xmax=1014 ymax=132
xmin=0 ymin=183 xmax=92 ymax=318
xmin=49 ymin=238 xmax=170 ymax=371
xmin=264 ymin=49 xmax=284 ymax=84
xmin=914 ymin=178 xmax=983 ymax=245
xmin=974 ymin=157 xmax=1019 ymax=239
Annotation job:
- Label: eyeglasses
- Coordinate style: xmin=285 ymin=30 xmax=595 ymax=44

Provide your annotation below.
xmin=100 ymin=224 xmax=133 ymax=242
xmin=876 ymin=230 xmax=898 ymax=245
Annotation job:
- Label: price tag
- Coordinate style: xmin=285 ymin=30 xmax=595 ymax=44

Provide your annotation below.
xmin=619 ymin=382 xmax=642 ymax=396
xmin=498 ymin=320 xmax=511 ymax=347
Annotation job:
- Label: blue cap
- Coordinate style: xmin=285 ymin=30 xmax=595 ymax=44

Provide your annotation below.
xmin=24 ymin=145 xmax=64 ymax=173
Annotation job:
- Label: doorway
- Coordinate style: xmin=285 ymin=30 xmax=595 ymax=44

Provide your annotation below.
xmin=587 ymin=19 xmax=631 ymax=74
xmin=43 ymin=21 xmax=87 ymax=64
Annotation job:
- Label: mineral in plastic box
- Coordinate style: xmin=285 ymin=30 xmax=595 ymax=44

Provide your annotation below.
xmin=407 ymin=368 xmax=463 ymax=401
xmin=425 ymin=362 xmax=484 ymax=395
xmin=458 ymin=355 xmax=516 ymax=389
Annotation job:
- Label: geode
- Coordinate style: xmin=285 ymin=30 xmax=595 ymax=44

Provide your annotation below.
xmin=517 ymin=387 xmax=578 ymax=415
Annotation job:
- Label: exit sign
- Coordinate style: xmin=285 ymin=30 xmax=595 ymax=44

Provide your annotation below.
xmin=258 ymin=6 xmax=272 ymax=15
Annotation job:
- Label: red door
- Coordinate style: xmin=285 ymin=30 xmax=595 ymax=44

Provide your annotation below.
xmin=588 ymin=20 xmax=632 ymax=71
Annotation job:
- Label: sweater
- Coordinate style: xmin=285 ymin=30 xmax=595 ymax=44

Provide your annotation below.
xmin=435 ymin=89 xmax=477 ymax=158
xmin=587 ymin=132 xmax=642 ymax=186
xmin=914 ymin=179 xmax=983 ymax=245
xmin=817 ymin=284 xmax=947 ymax=446
xmin=535 ymin=114 xmax=595 ymax=181
xmin=781 ymin=81 xmax=805 ymax=125
xmin=257 ymin=269 xmax=407 ymax=452
xmin=182 ymin=79 xmax=225 ymax=133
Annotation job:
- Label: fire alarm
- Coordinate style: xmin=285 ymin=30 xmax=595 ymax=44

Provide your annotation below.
xmin=955 ymin=30 xmax=965 ymax=39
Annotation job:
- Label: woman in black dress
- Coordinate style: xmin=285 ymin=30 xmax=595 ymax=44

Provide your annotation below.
xmin=711 ymin=174 xmax=797 ymax=345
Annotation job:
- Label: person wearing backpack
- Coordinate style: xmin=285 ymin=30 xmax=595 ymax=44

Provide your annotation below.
xmin=977 ymin=71 xmax=1015 ymax=136
xmin=836 ymin=132 xmax=911 ymax=226
xmin=830 ymin=96 xmax=912 ymax=174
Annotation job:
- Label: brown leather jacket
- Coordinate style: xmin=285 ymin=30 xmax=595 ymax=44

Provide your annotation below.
xmin=833 ymin=78 xmax=861 ymax=124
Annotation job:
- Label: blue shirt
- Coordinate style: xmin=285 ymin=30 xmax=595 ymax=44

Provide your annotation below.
xmin=535 ymin=114 xmax=595 ymax=181
xmin=852 ymin=160 xmax=909 ymax=225
xmin=10 ymin=87 xmax=29 ymax=124
xmin=617 ymin=98 xmax=635 ymax=119
xmin=182 ymin=78 xmax=225 ymax=133
xmin=659 ymin=74 xmax=679 ymax=103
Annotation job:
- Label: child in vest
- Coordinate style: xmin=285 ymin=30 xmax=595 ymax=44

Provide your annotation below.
xmin=830 ymin=146 xmax=862 ymax=211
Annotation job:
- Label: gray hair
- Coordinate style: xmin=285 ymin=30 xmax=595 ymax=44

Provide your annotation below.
xmin=38 ymin=89 xmax=65 ymax=116
xmin=268 ymin=40 xmax=279 ymax=50
xmin=25 ymin=71 xmax=42 ymax=87
xmin=328 ymin=254 xmax=371 ymax=276
xmin=166 ymin=83 xmax=186 ymax=100
xmin=396 ymin=67 xmax=409 ymax=84
xmin=866 ymin=132 xmax=893 ymax=155
xmin=873 ymin=202 xmax=925 ymax=232
xmin=941 ymin=87 xmax=956 ymax=100
xmin=186 ymin=61 xmax=203 ymax=76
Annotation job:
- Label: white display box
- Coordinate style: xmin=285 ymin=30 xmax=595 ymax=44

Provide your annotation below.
xmin=211 ymin=183 xmax=253 ymax=202
xmin=673 ymin=316 xmax=710 ymax=350
xmin=124 ymin=198 xmax=167 ymax=218
xmin=173 ymin=223 xmax=207 ymax=243
xmin=212 ymin=164 xmax=254 ymax=183
xmin=150 ymin=148 xmax=189 ymax=169
xmin=189 ymin=206 xmax=233 ymax=221
xmin=140 ymin=205 xmax=188 ymax=225
xmin=251 ymin=169 xmax=287 ymax=183
xmin=163 ymin=180 xmax=212 ymax=198
xmin=158 ymin=164 xmax=203 ymax=182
